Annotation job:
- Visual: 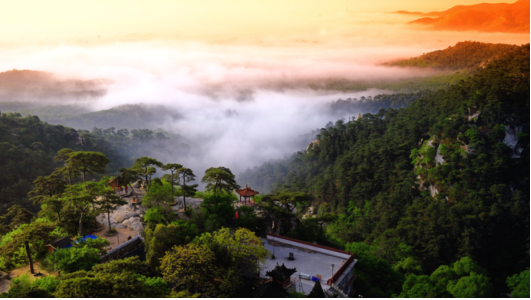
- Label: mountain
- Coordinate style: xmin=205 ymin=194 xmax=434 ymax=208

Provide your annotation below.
xmin=239 ymin=44 xmax=530 ymax=289
xmin=0 ymin=69 xmax=107 ymax=102
xmin=383 ymin=41 xmax=521 ymax=70
xmin=396 ymin=0 xmax=529 ymax=33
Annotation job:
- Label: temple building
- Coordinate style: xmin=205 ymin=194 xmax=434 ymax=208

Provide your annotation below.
xmin=261 ymin=234 xmax=358 ymax=297
xmin=236 ymin=184 xmax=259 ymax=205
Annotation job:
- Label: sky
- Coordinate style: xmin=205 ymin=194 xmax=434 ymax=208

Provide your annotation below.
xmin=0 ymin=0 xmax=522 ymax=43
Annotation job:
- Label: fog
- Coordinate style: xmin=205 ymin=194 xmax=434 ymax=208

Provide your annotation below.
xmin=0 ymin=12 xmax=527 ymax=185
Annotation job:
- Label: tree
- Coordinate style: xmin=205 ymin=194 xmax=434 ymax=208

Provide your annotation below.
xmin=142 ymin=182 xmax=174 ymax=210
xmin=160 ymin=244 xmax=219 ymax=296
xmin=144 ymin=222 xmax=198 ymax=270
xmin=118 ymin=167 xmax=141 ymax=199
xmin=398 ymin=274 xmax=452 ymax=298
xmin=178 ymin=167 xmax=198 ymax=210
xmin=29 ymin=174 xmax=67 ymax=199
xmin=162 ymin=163 xmax=183 ymax=196
xmin=353 ymin=253 xmax=404 ymax=297
xmin=264 ymin=192 xmax=313 ymax=214
xmin=199 ymin=194 xmax=236 ymax=231
xmin=61 ymin=184 xmax=95 ymax=236
xmin=97 ymin=188 xmax=127 ymax=233
xmin=54 ymin=257 xmax=170 ymax=297
xmin=507 ymin=269 xmax=530 ymax=298
xmin=429 ymin=257 xmax=493 ymax=298
xmin=45 ymin=245 xmax=102 ymax=274
xmin=66 ymin=151 xmax=110 ymax=186
xmin=54 ymin=148 xmax=79 ymax=186
xmin=308 ymin=280 xmax=326 ymax=298
xmin=0 ymin=221 xmax=56 ymax=273
xmin=28 ymin=174 xmax=67 ymax=223
xmin=194 ymin=227 xmax=269 ymax=273
xmin=0 ymin=205 xmax=34 ymax=235
xmin=201 ymin=166 xmax=240 ymax=195
xmin=133 ymin=157 xmax=162 ymax=190
xmin=306 ymin=212 xmax=338 ymax=237
xmin=447 ymin=272 xmax=493 ymax=298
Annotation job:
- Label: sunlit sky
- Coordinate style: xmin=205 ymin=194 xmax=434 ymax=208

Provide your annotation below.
xmin=0 ymin=0 xmax=520 ymax=43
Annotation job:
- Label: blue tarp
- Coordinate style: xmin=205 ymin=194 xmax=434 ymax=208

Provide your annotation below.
xmin=79 ymin=234 xmax=98 ymax=242
xmin=54 ymin=235 xmax=99 ymax=251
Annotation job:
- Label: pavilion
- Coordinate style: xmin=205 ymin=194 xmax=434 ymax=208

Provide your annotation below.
xmin=236 ymin=185 xmax=259 ymax=205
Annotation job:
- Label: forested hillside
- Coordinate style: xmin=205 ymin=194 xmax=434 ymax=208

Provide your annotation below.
xmin=0 ymin=113 xmax=183 ymax=214
xmin=0 ymin=103 xmax=181 ymax=131
xmin=0 ymin=113 xmax=131 ymax=213
xmin=311 ymin=70 xmax=470 ymax=93
xmin=328 ymin=90 xmax=433 ymax=116
xmin=384 ymin=41 xmax=521 ymax=70
xmin=239 ymin=44 xmax=530 ymax=291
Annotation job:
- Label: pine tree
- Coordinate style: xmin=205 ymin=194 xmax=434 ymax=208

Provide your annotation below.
xmin=308 ymin=280 xmax=325 ymax=298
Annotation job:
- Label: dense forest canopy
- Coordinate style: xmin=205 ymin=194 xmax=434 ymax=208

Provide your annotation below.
xmin=239 ymin=44 xmax=530 ymax=291
xmin=383 ymin=41 xmax=521 ymax=70
xmin=0 ymin=113 xmax=184 ymax=214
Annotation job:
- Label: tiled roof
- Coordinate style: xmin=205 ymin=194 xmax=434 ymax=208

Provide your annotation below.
xmin=47 ymin=237 xmax=72 ymax=249
xmin=236 ymin=185 xmax=259 ymax=197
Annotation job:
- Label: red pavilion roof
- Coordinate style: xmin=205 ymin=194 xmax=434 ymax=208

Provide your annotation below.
xmin=236 ymin=185 xmax=259 ymax=197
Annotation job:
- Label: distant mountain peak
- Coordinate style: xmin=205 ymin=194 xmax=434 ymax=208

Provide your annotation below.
xmin=395 ymin=0 xmax=529 ymax=33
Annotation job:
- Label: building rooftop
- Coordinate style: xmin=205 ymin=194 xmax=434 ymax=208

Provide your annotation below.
xmin=236 ymin=185 xmax=259 ymax=197
xmin=46 ymin=237 xmax=72 ymax=249
xmin=260 ymin=234 xmax=357 ymax=295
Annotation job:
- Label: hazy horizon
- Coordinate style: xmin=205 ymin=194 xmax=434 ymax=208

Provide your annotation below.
xmin=0 ymin=1 xmax=528 ymax=184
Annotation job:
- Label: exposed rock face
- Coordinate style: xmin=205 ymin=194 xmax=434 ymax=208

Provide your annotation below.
xmin=503 ymin=126 xmax=520 ymax=149
xmin=97 ymin=195 xmax=147 ymax=234
xmin=435 ymin=145 xmax=445 ymax=165
xmin=306 ymin=140 xmax=319 ymax=151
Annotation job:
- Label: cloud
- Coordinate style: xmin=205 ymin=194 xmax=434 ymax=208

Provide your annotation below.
xmin=0 ymin=11 xmax=526 ymax=183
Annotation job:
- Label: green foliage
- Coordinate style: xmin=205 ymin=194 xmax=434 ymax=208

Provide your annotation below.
xmin=162 ymin=228 xmax=267 ymax=297
xmin=353 ymin=253 xmax=404 ymax=297
xmin=200 ymin=194 xmax=236 ymax=232
xmin=32 ymin=275 xmax=62 ymax=295
xmin=73 ymin=236 xmax=110 ymax=256
xmin=144 ymin=206 xmax=167 ymax=225
xmin=429 ymin=257 xmax=493 ymax=297
xmin=201 ymin=166 xmax=240 ymax=195
xmin=286 ymin=219 xmax=319 ymax=242
xmin=44 ymin=246 xmax=101 ymax=274
xmin=507 ymin=269 xmax=530 ymax=298
xmin=133 ymin=156 xmax=162 ymax=190
xmin=2 ymin=273 xmax=60 ymax=298
xmin=142 ymin=180 xmax=175 ymax=209
xmin=447 ymin=272 xmax=493 ymax=298
xmin=398 ymin=274 xmax=452 ymax=298
xmin=384 ymin=41 xmax=520 ymax=70
xmin=144 ymin=222 xmax=197 ymax=270
xmin=193 ymin=227 xmax=269 ymax=273
xmin=235 ymin=205 xmax=262 ymax=235
xmin=160 ymin=244 xmax=221 ymax=297
xmin=54 ymin=258 xmax=170 ymax=298
xmin=0 ymin=220 xmax=56 ymax=271
xmin=0 ymin=205 xmax=34 ymax=235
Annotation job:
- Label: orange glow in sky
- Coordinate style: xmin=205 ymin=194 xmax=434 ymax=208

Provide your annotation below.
xmin=0 ymin=0 xmax=525 ymax=43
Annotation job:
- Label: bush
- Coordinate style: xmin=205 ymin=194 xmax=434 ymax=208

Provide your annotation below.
xmin=507 ymin=269 xmax=530 ymax=298
xmin=44 ymin=246 xmax=101 ymax=274
xmin=200 ymin=194 xmax=235 ymax=232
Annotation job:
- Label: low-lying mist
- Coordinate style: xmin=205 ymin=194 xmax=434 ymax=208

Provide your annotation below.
xmin=0 ymin=11 xmax=526 ymax=187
